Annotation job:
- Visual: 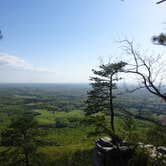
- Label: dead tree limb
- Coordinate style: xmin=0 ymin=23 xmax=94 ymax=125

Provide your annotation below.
xmin=120 ymin=40 xmax=166 ymax=102
xmin=156 ymin=0 xmax=166 ymax=4
xmin=118 ymin=108 xmax=166 ymax=127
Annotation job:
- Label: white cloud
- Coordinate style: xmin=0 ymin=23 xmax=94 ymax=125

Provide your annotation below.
xmin=0 ymin=53 xmax=55 ymax=73
xmin=0 ymin=53 xmax=90 ymax=83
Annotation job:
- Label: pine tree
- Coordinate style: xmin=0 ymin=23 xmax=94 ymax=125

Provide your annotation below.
xmin=153 ymin=33 xmax=166 ymax=46
xmin=86 ymin=61 xmax=127 ymax=133
xmin=1 ymin=115 xmax=42 ymax=166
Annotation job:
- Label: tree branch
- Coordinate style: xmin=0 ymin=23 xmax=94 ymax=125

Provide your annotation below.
xmin=156 ymin=0 xmax=166 ymax=4
xmin=118 ymin=108 xmax=166 ymax=127
xmin=121 ymin=40 xmax=166 ymax=102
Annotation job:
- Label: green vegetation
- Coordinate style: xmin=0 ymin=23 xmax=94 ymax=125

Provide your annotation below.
xmin=0 ymin=84 xmax=166 ymax=165
xmin=0 ymin=115 xmax=41 ymax=166
xmin=86 ymin=61 xmax=127 ymax=132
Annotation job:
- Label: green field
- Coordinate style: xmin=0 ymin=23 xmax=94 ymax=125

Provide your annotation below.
xmin=0 ymin=84 xmax=166 ymax=165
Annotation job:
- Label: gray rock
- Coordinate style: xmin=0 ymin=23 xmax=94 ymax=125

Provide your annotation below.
xmin=157 ymin=146 xmax=166 ymax=154
xmin=93 ymin=138 xmax=135 ymax=166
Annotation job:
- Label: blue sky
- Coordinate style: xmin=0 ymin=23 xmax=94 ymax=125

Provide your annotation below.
xmin=0 ymin=0 xmax=165 ymax=83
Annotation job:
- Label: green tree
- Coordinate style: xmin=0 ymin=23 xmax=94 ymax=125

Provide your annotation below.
xmin=153 ymin=33 xmax=166 ymax=46
xmin=147 ymin=125 xmax=166 ymax=146
xmin=86 ymin=61 xmax=127 ymax=133
xmin=121 ymin=115 xmax=136 ymax=142
xmin=1 ymin=115 xmax=42 ymax=166
xmin=153 ymin=1 xmax=166 ymax=45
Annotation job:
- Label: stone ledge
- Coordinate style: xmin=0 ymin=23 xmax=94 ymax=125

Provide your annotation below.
xmin=93 ymin=137 xmax=166 ymax=166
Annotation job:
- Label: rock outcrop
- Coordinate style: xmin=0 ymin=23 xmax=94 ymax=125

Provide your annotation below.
xmin=93 ymin=137 xmax=166 ymax=166
xmin=93 ymin=137 xmax=134 ymax=166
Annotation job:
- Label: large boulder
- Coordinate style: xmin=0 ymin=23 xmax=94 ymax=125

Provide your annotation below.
xmin=93 ymin=137 xmax=135 ymax=166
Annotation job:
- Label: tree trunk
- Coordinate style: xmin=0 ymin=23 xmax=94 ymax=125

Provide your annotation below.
xmin=110 ymin=75 xmax=115 ymax=133
xmin=25 ymin=152 xmax=29 ymax=166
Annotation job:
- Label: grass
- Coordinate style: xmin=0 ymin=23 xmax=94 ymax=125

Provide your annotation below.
xmin=39 ymin=144 xmax=93 ymax=166
xmin=39 ymin=143 xmax=93 ymax=159
xmin=31 ymin=109 xmax=98 ymax=165
xmin=33 ymin=109 xmax=84 ymax=125
xmin=0 ymin=108 xmax=159 ymax=165
xmin=34 ymin=109 xmax=55 ymax=124
xmin=0 ymin=113 xmax=10 ymax=131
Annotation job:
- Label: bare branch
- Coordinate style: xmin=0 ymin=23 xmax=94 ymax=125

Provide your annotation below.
xmin=118 ymin=108 xmax=166 ymax=127
xmin=121 ymin=40 xmax=166 ymax=102
xmin=156 ymin=0 xmax=166 ymax=4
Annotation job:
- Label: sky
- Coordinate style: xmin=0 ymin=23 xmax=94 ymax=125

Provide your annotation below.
xmin=0 ymin=0 xmax=166 ymax=83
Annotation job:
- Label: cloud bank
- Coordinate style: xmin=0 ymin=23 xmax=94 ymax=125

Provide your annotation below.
xmin=0 ymin=53 xmax=55 ymax=73
xmin=0 ymin=53 xmax=89 ymax=83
